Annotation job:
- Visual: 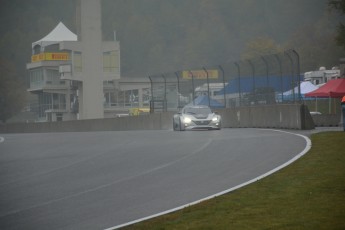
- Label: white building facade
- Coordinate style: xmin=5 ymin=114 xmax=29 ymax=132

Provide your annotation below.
xmin=304 ymin=66 xmax=341 ymax=86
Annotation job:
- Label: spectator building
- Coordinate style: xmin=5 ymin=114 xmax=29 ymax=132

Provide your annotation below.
xmin=27 ymin=0 xmax=121 ymax=121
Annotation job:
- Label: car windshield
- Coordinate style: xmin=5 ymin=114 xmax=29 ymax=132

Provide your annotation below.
xmin=184 ymin=107 xmax=212 ymax=115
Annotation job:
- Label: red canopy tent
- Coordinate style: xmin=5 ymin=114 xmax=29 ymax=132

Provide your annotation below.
xmin=305 ymin=79 xmax=345 ymax=98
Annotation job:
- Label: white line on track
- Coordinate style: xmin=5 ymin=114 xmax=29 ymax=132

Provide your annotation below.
xmin=104 ymin=129 xmax=312 ymax=230
xmin=0 ymin=137 xmax=4 ymax=143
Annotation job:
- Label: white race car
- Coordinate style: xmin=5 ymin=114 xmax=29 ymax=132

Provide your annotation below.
xmin=173 ymin=105 xmax=221 ymax=131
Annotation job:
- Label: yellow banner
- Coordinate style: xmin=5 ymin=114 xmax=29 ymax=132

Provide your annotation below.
xmin=31 ymin=53 xmax=70 ymax=62
xmin=182 ymin=70 xmax=218 ymax=79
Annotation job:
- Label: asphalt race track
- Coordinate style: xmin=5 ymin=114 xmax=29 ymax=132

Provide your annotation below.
xmin=0 ymin=128 xmax=308 ymax=230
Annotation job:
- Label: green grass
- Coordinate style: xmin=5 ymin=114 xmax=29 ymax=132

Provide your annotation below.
xmin=122 ymin=131 xmax=345 ymax=230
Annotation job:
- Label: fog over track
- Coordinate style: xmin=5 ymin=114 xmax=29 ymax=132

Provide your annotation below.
xmin=0 ymin=129 xmax=308 ymax=230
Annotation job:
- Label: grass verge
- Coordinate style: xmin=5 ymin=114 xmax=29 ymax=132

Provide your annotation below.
xmin=122 ymin=131 xmax=345 ymax=230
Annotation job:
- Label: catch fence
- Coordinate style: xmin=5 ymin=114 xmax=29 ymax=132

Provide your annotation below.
xmin=149 ymin=49 xmax=302 ymax=112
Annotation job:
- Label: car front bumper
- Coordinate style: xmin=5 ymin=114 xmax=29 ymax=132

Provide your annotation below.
xmin=183 ymin=120 xmax=221 ymax=130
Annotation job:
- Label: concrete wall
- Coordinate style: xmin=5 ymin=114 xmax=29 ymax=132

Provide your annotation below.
xmin=0 ymin=112 xmax=174 ymax=133
xmin=311 ymin=114 xmax=342 ymax=127
xmin=0 ymin=104 xmax=315 ymax=133
xmin=217 ymin=104 xmax=314 ymax=130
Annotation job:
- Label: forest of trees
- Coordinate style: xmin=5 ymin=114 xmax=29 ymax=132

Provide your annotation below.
xmin=0 ymin=0 xmax=344 ymax=79
xmin=101 ymin=0 xmax=345 ymax=76
xmin=0 ymin=0 xmax=344 ymax=121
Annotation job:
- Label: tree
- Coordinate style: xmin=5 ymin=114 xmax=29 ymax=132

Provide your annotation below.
xmin=0 ymin=58 xmax=26 ymax=123
xmin=240 ymin=36 xmax=283 ymax=60
xmin=285 ymin=6 xmax=344 ymax=71
xmin=329 ymin=0 xmax=345 ymax=49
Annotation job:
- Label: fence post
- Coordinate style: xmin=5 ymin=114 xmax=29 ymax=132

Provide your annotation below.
xmin=218 ymin=65 xmax=226 ymax=108
xmin=284 ymin=51 xmax=295 ymax=102
xmin=261 ymin=56 xmax=269 ymax=87
xmin=203 ymin=67 xmax=211 ymax=107
xmin=149 ymin=76 xmax=154 ymax=113
xmin=175 ymin=72 xmax=180 ymax=109
xmin=162 ymin=74 xmax=167 ymax=112
xmin=234 ymin=62 xmax=241 ymax=107
xmin=189 ymin=70 xmax=195 ymax=105
xmin=274 ymin=54 xmax=283 ymax=103
xmin=292 ymin=49 xmax=301 ymax=104
xmin=247 ymin=60 xmax=256 ymax=104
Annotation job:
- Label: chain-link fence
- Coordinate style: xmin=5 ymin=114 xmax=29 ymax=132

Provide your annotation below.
xmin=149 ymin=49 xmax=302 ymax=112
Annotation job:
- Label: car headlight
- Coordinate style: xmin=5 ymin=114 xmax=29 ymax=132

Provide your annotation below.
xmin=212 ymin=116 xmax=218 ymax=122
xmin=183 ymin=117 xmax=192 ymax=123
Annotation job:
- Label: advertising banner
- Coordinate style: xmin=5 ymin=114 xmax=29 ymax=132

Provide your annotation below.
xmin=182 ymin=70 xmax=218 ymax=79
xmin=31 ymin=53 xmax=70 ymax=62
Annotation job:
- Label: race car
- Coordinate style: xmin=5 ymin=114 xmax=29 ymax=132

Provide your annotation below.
xmin=173 ymin=105 xmax=221 ymax=131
